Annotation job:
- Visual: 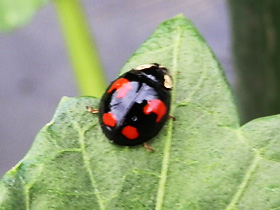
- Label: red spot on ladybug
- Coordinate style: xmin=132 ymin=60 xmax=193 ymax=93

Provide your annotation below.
xmin=122 ymin=126 xmax=139 ymax=140
xmin=143 ymin=99 xmax=167 ymax=122
xmin=103 ymin=112 xmax=116 ymax=127
xmin=108 ymin=78 xmax=131 ymax=98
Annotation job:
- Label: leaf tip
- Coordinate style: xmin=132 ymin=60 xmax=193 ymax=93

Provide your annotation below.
xmin=173 ymin=13 xmax=186 ymax=19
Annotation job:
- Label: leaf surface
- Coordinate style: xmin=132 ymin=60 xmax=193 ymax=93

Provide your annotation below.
xmin=1 ymin=15 xmax=280 ymax=210
xmin=0 ymin=0 xmax=48 ymax=31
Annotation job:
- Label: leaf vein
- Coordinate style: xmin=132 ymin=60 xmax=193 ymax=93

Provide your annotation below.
xmin=225 ymin=130 xmax=261 ymax=210
xmin=24 ymin=181 xmax=30 ymax=210
xmin=182 ymin=64 xmax=208 ymax=103
xmin=155 ymin=24 xmax=182 ymax=210
xmin=69 ymin=117 xmax=106 ymax=210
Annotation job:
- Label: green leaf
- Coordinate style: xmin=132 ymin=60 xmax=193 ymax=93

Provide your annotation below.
xmin=0 ymin=0 xmax=48 ymax=31
xmin=1 ymin=15 xmax=280 ymax=209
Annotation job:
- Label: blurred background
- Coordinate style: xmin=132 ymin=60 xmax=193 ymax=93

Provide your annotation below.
xmin=0 ymin=0 xmax=233 ymax=176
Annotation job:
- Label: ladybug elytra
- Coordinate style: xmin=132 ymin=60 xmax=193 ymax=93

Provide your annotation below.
xmin=90 ymin=63 xmax=173 ymax=149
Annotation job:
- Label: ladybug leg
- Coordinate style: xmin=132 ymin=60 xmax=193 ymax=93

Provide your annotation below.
xmin=86 ymin=106 xmax=99 ymax=114
xmin=168 ymin=115 xmax=175 ymax=121
xmin=144 ymin=142 xmax=155 ymax=152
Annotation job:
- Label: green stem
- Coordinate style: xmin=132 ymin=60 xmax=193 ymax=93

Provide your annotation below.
xmin=54 ymin=0 xmax=107 ymax=97
xmin=229 ymin=0 xmax=280 ymax=123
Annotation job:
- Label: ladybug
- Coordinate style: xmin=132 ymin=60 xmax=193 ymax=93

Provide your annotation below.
xmin=88 ymin=63 xmax=172 ymax=151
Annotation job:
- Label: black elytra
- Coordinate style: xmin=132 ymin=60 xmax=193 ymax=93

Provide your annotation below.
xmin=98 ymin=63 xmax=172 ymax=146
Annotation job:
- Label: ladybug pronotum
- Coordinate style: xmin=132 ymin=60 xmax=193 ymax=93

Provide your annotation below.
xmin=89 ymin=63 xmax=172 ymax=151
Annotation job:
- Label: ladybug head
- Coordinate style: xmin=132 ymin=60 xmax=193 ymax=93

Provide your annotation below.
xmin=134 ymin=63 xmax=173 ymax=90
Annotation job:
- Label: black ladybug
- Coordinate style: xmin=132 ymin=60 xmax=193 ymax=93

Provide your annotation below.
xmin=88 ymin=63 xmax=172 ymax=151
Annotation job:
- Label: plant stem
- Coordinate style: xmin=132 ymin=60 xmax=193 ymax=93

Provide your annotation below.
xmin=229 ymin=1 xmax=280 ymax=123
xmin=54 ymin=0 xmax=107 ymax=97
